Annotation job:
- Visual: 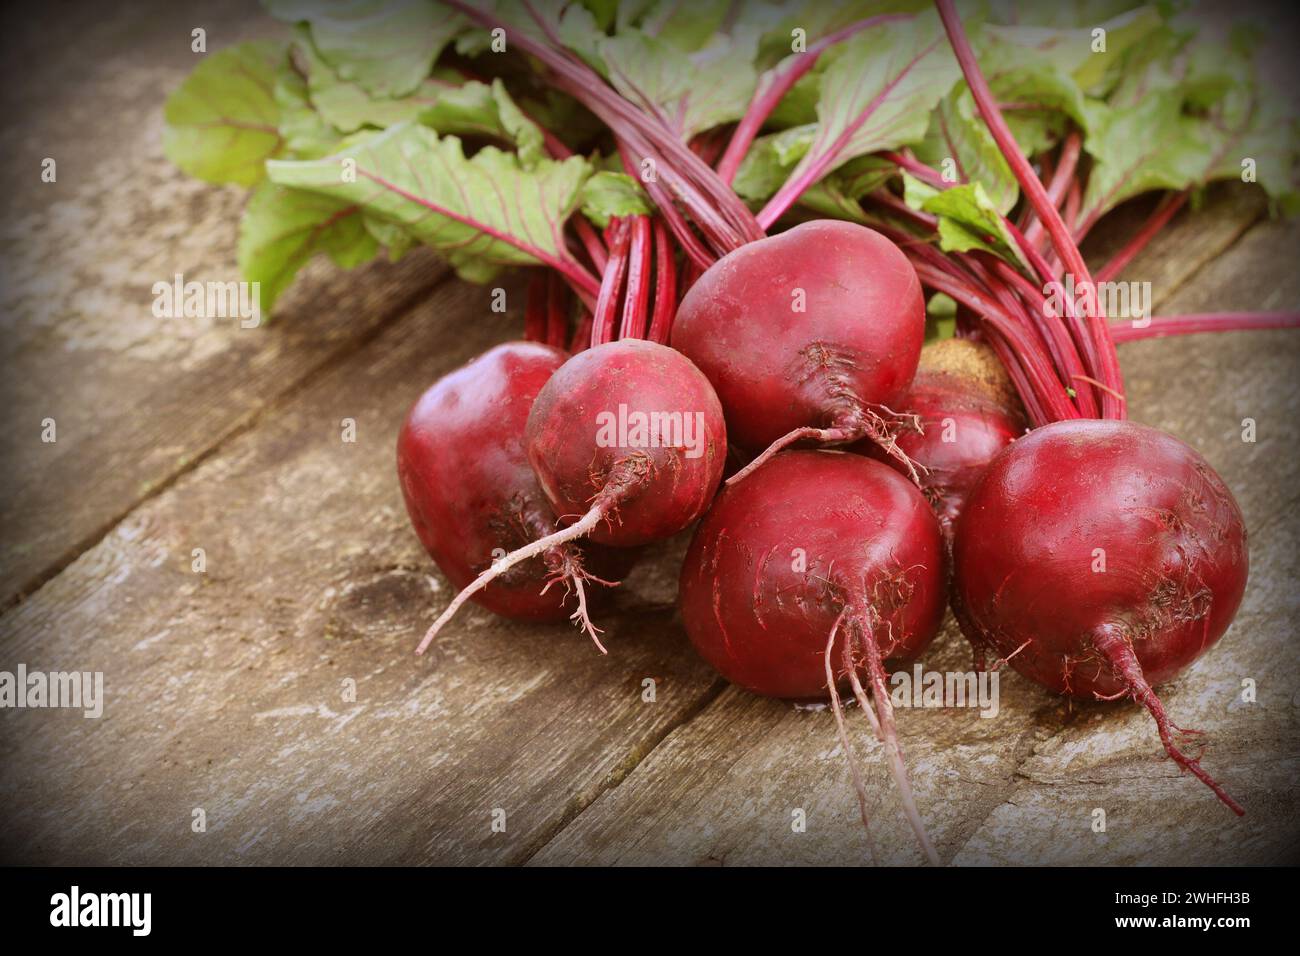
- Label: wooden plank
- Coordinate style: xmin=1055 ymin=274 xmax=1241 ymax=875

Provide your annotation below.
xmin=533 ymin=213 xmax=1300 ymax=866
xmin=0 ymin=275 xmax=722 ymax=865
xmin=0 ymin=1 xmax=448 ymax=608
xmin=1082 ymin=187 xmax=1265 ymax=303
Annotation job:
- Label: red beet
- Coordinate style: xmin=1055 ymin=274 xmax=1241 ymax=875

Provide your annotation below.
xmin=526 ymin=338 xmax=727 ymax=546
xmin=952 ymin=419 xmax=1249 ymax=813
xmin=860 ymin=339 xmax=1025 ymax=538
xmin=398 ymin=342 xmax=634 ymax=648
xmin=680 ymin=450 xmax=947 ymax=862
xmin=419 ymin=338 xmax=726 ymax=648
xmin=671 ymin=220 xmax=925 ymax=482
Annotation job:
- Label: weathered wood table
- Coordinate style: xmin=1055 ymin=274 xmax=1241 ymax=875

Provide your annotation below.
xmin=1 ymin=2 xmax=1296 ymax=865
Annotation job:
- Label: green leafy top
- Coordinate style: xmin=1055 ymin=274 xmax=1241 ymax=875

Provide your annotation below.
xmin=267 ymin=123 xmax=592 ymax=284
xmin=161 ymin=0 xmax=1298 ymax=316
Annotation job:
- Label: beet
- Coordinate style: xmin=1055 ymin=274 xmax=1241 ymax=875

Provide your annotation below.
xmin=418 ymin=338 xmax=726 ymax=648
xmin=671 ymin=221 xmax=926 ymax=482
xmin=526 ymin=338 xmax=727 ymax=547
xmin=679 ymin=450 xmax=947 ymax=862
xmin=860 ymin=338 xmax=1026 ymax=538
xmin=953 ymin=419 xmax=1249 ymax=813
xmin=398 ymin=342 xmax=634 ymax=649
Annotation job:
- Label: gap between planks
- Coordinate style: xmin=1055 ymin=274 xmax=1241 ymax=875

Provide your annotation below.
xmin=515 ymin=677 xmax=729 ymax=864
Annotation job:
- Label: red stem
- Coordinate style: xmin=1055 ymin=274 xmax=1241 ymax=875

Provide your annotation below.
xmin=868 ymin=200 xmax=1097 ymax=421
xmin=716 ymin=14 xmax=915 ymax=186
xmin=868 ymin=188 xmax=938 ymax=230
xmin=1094 ymin=192 xmax=1189 ymax=284
xmin=1024 ymin=131 xmax=1080 ymax=250
xmin=759 ymin=34 xmax=943 ymax=230
xmin=883 ymin=149 xmax=949 ymax=190
xmin=911 ymin=260 xmax=1080 ymax=425
xmin=936 ymin=0 xmax=1125 ymax=420
xmin=689 ymin=130 xmax=726 ymax=167
xmin=619 ymin=216 xmax=653 ymax=339
xmin=986 ymin=257 xmax=1100 ymax=417
xmin=545 ymin=273 xmax=570 ymax=349
xmin=647 ymin=219 xmax=677 ymax=344
xmin=617 ymin=140 xmax=715 ymax=271
xmin=573 ymin=217 xmax=609 ymax=275
xmin=505 ymin=0 xmax=763 ymax=249
xmin=591 ymin=218 xmax=632 ymax=347
xmin=1111 ymin=311 xmax=1300 ymax=343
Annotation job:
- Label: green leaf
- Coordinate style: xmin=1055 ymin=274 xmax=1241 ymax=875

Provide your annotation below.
xmin=799 ymin=156 xmax=896 ymax=222
xmin=275 ymin=63 xmax=343 ymax=159
xmin=766 ymin=69 xmax=821 ymax=128
xmin=265 ymin=123 xmax=591 ymax=282
xmin=902 ymin=169 xmax=940 ymax=209
xmin=789 ymin=12 xmax=960 ymax=185
xmin=592 ymin=28 xmax=760 ymax=140
xmin=1080 ymin=92 xmax=1210 ymax=227
xmin=1097 ymin=11 xmax=1300 ymax=213
xmin=362 ymin=215 xmax=418 ymax=261
xmin=921 ymin=181 xmax=1029 ymax=271
xmin=914 ymin=88 xmax=1018 ymax=214
xmin=238 ymin=181 xmax=378 ymax=313
xmin=732 ymin=124 xmax=816 ymax=201
xmin=264 ymin=0 xmax=457 ymax=98
xmin=752 ymin=0 xmax=932 ymax=68
xmin=163 ymin=41 xmax=284 ymax=186
xmin=621 ymin=0 xmax=735 ymax=51
xmin=578 ymin=0 xmax=618 ymax=31
xmin=291 ymin=27 xmax=448 ymax=133
xmin=580 ymin=172 xmax=652 ymax=227
xmin=738 ymin=123 xmax=896 ymax=219
xmin=418 ymin=79 xmax=545 ymax=166
xmin=491 ymin=80 xmax=546 ymax=167
xmin=975 ymin=26 xmax=1091 ymax=134
xmin=1199 ymin=99 xmax=1300 ymax=214
xmin=925 ymin=291 xmax=957 ymax=341
xmin=981 ymin=7 xmax=1163 ymax=95
xmin=416 ymin=79 xmax=501 ymax=138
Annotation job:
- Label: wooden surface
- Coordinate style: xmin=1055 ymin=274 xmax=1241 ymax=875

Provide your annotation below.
xmin=0 ymin=3 xmax=1296 ymax=866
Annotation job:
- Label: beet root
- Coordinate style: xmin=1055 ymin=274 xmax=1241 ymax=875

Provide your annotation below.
xmin=526 ymin=338 xmax=727 ymax=547
xmin=953 ymin=419 xmax=1249 ymax=813
xmin=398 ymin=342 xmax=635 ymax=652
xmin=418 ymin=339 xmax=726 ymax=648
xmin=671 ymin=220 xmax=926 ymax=482
xmin=860 ymin=338 xmax=1026 ymax=539
xmin=680 ymin=450 xmax=947 ymax=862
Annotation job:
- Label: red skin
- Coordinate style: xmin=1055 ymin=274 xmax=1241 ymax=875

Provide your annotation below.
xmin=860 ymin=372 xmax=1025 ymax=539
xmin=397 ymin=342 xmax=634 ymax=622
xmin=953 ymin=419 xmax=1249 ymax=697
xmin=679 ymin=451 xmax=947 ymax=700
xmin=671 ymin=220 xmax=925 ymax=453
xmin=526 ymin=339 xmax=727 ymax=547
